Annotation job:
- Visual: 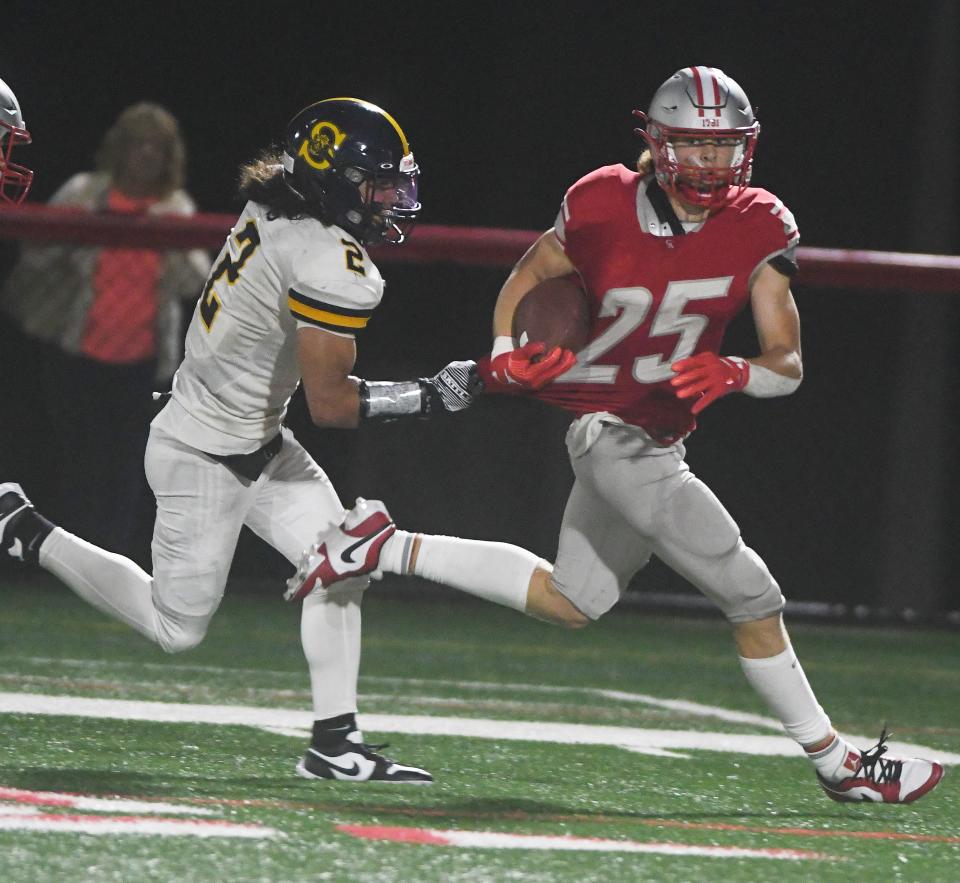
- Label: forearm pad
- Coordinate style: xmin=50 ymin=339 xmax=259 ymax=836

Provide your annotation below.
xmin=358 ymin=379 xmax=435 ymax=421
xmin=738 ymin=360 xmax=802 ymax=398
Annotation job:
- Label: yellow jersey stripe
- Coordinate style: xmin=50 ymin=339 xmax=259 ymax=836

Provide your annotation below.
xmin=288 ymin=296 xmax=370 ymax=329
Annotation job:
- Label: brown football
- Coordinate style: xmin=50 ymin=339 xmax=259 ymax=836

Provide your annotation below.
xmin=512 ymin=275 xmax=591 ymax=354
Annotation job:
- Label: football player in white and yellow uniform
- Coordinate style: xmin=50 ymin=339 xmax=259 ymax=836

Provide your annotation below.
xmin=0 ymin=98 xmax=477 ymax=782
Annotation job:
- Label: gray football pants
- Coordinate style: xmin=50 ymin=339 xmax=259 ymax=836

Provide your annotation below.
xmin=551 ymin=415 xmax=785 ymax=622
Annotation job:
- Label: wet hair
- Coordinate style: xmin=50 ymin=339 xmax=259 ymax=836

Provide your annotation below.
xmin=95 ymin=102 xmax=185 ymax=198
xmin=237 ymin=146 xmax=332 ymax=223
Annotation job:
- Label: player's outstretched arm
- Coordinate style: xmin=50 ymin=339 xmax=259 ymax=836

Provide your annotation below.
xmin=298 ymin=327 xmax=363 ymax=428
xmin=298 ymin=328 xmax=479 ymax=428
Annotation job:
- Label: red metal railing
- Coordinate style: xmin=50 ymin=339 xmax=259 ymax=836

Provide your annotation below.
xmin=1 ymin=204 xmax=958 ymax=292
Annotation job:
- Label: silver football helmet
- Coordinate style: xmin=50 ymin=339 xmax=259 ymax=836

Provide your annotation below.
xmin=0 ymin=77 xmax=32 ymax=204
xmin=634 ymin=66 xmax=759 ymax=208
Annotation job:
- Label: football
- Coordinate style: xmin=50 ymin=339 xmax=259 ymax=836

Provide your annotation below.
xmin=512 ymin=275 xmax=591 ymax=354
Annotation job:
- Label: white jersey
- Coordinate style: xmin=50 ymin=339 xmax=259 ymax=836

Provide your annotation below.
xmin=154 ymin=201 xmax=384 ymax=455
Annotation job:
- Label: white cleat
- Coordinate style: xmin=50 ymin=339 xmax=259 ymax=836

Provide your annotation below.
xmin=284 ymin=498 xmax=395 ymax=602
xmin=818 ymin=729 xmax=944 ymax=803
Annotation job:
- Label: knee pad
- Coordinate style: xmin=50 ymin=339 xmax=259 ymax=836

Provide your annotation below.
xmin=717 ymin=541 xmax=785 ymax=623
xmin=152 ymin=568 xmax=223 ymax=653
xmin=155 ymin=617 xmax=209 ymax=654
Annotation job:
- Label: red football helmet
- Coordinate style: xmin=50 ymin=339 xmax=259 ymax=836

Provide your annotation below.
xmin=634 ymin=66 xmax=759 ymax=209
xmin=0 ymin=78 xmax=32 ymax=205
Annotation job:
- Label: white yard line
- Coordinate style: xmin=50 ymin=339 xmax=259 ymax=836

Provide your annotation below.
xmin=0 ymin=786 xmax=213 ymax=815
xmin=9 ymin=660 xmax=785 ymax=730
xmin=0 ymin=812 xmax=279 ymax=838
xmin=1 ymin=692 xmax=957 ymax=763
xmin=337 ymin=824 xmax=833 ymax=860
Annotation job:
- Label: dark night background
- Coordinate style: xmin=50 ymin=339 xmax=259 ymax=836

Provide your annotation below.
xmin=2 ymin=1 xmax=959 ymax=617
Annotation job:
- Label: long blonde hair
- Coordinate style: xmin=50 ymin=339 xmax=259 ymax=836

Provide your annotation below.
xmin=636 ymin=148 xmax=654 ymax=176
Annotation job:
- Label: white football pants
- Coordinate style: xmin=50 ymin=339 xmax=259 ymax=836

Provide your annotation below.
xmin=40 ymin=422 xmax=363 ymax=719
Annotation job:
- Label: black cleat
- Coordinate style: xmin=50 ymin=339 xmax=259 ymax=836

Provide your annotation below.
xmin=296 ymin=732 xmax=432 ymax=783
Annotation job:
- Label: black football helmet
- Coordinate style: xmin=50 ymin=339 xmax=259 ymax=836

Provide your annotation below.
xmin=281 ymin=97 xmax=420 ymax=245
xmin=0 ymin=77 xmax=32 ymax=205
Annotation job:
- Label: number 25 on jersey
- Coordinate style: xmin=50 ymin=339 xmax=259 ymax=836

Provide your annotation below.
xmin=199 ymin=220 xmax=261 ymax=331
xmin=560 ymin=276 xmax=732 ymax=385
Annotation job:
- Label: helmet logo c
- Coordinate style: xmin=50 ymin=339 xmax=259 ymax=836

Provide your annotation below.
xmin=299 ymin=121 xmax=347 ymax=170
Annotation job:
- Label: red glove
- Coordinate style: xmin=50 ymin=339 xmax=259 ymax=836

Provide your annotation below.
xmin=480 ymin=340 xmax=576 ymax=392
xmin=670 ymin=352 xmax=749 ymax=415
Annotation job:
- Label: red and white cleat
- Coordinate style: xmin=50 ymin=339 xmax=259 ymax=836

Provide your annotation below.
xmin=285 ymin=498 xmax=396 ymax=602
xmin=818 ymin=729 xmax=945 ymax=803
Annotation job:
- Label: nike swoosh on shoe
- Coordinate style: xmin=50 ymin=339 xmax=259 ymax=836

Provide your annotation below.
xmin=307 ymin=748 xmax=372 ymax=778
xmin=340 ymin=523 xmax=394 ymax=564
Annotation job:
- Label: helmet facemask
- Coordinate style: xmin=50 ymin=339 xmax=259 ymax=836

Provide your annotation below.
xmin=633 ymin=67 xmax=759 ymax=209
xmin=342 ymin=155 xmax=420 ymax=245
xmin=636 ymin=118 xmax=757 ymax=208
xmin=0 ymin=116 xmax=33 ymax=205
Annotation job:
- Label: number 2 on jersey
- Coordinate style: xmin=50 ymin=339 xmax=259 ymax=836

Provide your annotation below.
xmin=559 ymin=277 xmax=733 ymax=385
xmin=199 ymin=219 xmax=261 ymax=331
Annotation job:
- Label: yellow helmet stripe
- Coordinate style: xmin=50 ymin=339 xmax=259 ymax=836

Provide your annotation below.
xmin=316 ymin=97 xmax=410 ymax=155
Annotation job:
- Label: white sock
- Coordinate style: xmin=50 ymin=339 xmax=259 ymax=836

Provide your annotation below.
xmin=301 ymin=585 xmax=363 ymax=719
xmin=806 ymin=733 xmax=862 ymax=782
xmin=39 ymin=527 xmax=161 ymax=643
xmin=738 ymin=646 xmax=835 ymax=747
xmin=380 ymin=531 xmax=543 ymax=612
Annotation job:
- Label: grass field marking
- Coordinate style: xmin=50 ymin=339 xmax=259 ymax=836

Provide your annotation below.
xmin=336 ymin=824 xmax=836 ymax=861
xmin=4 ymin=692 xmax=959 ymax=763
xmin=15 ymin=655 xmax=288 ymax=679
xmin=11 ymin=659 xmax=787 ymax=730
xmin=0 ymin=811 xmax=281 ymax=839
xmin=0 ymin=787 xmax=214 ymax=816
xmin=366 ymin=677 xmax=787 ymax=730
xmin=79 ymin=793 xmax=960 ymax=846
xmin=634 ymin=817 xmax=960 ymax=844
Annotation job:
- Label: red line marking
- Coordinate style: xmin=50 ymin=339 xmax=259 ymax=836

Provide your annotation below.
xmin=26 ymin=788 xmax=956 ymax=846
xmin=0 ymin=787 xmax=74 ymax=808
xmin=0 ymin=812 xmax=250 ymax=828
xmin=337 ymin=824 xmax=449 ymax=845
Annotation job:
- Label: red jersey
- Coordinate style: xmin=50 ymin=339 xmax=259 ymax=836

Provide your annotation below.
xmin=538 ymin=165 xmax=799 ymax=442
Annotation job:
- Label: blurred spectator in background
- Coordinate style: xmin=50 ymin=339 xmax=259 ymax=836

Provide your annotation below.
xmin=0 ymin=102 xmax=209 ymax=562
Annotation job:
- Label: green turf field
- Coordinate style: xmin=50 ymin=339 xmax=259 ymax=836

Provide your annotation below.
xmin=1 ymin=573 xmax=958 ymax=882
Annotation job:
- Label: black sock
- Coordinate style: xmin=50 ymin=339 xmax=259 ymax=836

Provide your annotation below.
xmin=312 ymin=713 xmax=357 ymax=748
xmin=3 ymin=507 xmax=55 ymax=565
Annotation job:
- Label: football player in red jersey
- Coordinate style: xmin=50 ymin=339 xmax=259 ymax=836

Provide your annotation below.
xmin=0 ymin=78 xmax=32 ymax=205
xmin=478 ymin=66 xmax=942 ymax=804
xmin=287 ymin=68 xmax=943 ymax=802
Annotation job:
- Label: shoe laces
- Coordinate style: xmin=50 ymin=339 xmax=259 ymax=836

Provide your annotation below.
xmin=856 ymin=727 xmax=903 ymax=785
xmin=356 ymin=741 xmax=391 ymax=761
